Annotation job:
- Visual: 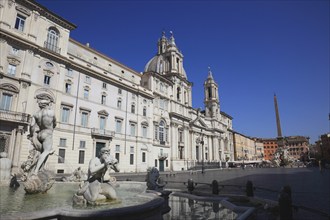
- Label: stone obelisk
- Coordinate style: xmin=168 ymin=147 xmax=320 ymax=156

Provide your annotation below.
xmin=274 ymin=94 xmax=284 ymax=149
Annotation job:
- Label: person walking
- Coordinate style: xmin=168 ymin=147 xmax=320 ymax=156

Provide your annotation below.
xmin=319 ymin=159 xmax=322 ymax=173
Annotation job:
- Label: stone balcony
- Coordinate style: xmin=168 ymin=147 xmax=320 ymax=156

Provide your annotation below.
xmin=91 ymin=128 xmax=115 ymax=140
xmin=44 ymin=41 xmax=61 ymax=54
xmin=0 ymin=110 xmax=30 ymax=124
xmin=158 ymin=152 xmax=168 ymax=160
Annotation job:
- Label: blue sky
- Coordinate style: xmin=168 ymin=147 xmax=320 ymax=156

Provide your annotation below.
xmin=38 ymin=0 xmax=329 ymax=143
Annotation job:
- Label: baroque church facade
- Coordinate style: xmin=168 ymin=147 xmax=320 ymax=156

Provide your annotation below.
xmin=0 ymin=0 xmax=234 ymax=173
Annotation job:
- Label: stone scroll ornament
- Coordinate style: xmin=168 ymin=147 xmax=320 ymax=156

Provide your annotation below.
xmin=21 ymin=99 xmax=56 ymax=194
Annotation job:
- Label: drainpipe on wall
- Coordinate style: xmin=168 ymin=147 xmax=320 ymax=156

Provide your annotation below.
xmin=72 ymin=71 xmax=81 ymax=150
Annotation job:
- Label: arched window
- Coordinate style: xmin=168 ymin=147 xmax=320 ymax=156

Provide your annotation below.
xmin=46 ymin=27 xmax=59 ymax=52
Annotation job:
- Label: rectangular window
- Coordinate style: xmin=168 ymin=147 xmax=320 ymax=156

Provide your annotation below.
xmin=83 ymin=89 xmax=89 ymax=99
xmin=15 ymin=14 xmax=25 ymax=31
xmin=118 ymin=89 xmax=122 ymax=94
xmin=0 ymin=93 xmax=13 ymax=110
xmin=85 ymin=75 xmax=91 ymax=84
xmin=101 ymin=95 xmax=106 ymax=105
xmin=130 ymin=123 xmax=136 ymax=136
xmin=142 ymin=152 xmax=146 ymax=162
xmin=166 ymin=160 xmax=168 ymax=167
xmin=179 ymin=130 xmax=183 ymax=142
xmin=102 ymin=82 xmax=107 ymax=89
xmin=115 ymin=145 xmax=120 ymax=152
xmin=130 ymin=154 xmax=134 ymax=165
xmin=179 ymin=147 xmax=184 ymax=159
xmin=131 ymin=104 xmax=135 ymax=114
xmin=61 ymin=107 xmax=70 ymax=123
xmin=115 ymin=152 xmax=120 ymax=163
xmin=11 ymin=47 xmax=19 ymax=55
xmin=44 ymin=75 xmax=51 ymax=85
xmin=79 ymin=140 xmax=86 ymax=149
xmin=7 ymin=64 xmax=16 ymax=75
xmin=130 ymin=146 xmax=134 ymax=153
xmin=115 ymin=120 xmax=122 ymax=133
xmin=159 ymin=99 xmax=164 ymax=109
xmin=79 ymin=150 xmax=85 ymax=164
xmin=117 ymin=100 xmax=122 ymax=109
xmin=142 ymin=126 xmax=147 ymax=138
xmin=65 ymin=83 xmax=71 ymax=94
xmin=59 ymin=138 xmax=66 ymax=147
xmin=66 ymin=68 xmax=73 ymax=77
xmin=100 ymin=116 xmax=106 ymax=130
xmin=143 ymin=107 xmax=147 ymax=116
xmin=155 ymin=159 xmax=158 ymax=167
xmin=81 ymin=112 xmax=88 ymax=127
xmin=58 ymin=149 xmax=65 ymax=163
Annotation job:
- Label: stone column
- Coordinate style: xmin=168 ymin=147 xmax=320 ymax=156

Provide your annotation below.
xmin=8 ymin=129 xmax=16 ymax=162
xmin=12 ymin=126 xmax=24 ymax=168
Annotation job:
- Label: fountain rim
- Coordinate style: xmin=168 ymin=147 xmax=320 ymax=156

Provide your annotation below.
xmin=1 ymin=181 xmax=165 ymax=220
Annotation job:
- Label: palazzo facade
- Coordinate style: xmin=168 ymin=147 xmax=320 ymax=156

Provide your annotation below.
xmin=0 ymin=0 xmax=234 ymax=173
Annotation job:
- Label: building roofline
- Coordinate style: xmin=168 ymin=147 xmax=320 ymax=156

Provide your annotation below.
xmin=18 ymin=0 xmax=77 ymax=30
xmin=69 ymin=38 xmax=141 ymax=77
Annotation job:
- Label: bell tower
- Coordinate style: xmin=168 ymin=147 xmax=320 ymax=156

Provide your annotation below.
xmin=204 ymin=67 xmax=220 ymax=118
xmin=157 ymin=31 xmax=167 ymax=54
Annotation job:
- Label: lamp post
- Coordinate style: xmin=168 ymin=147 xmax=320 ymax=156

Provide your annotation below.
xmin=201 ymin=130 xmax=205 ymax=174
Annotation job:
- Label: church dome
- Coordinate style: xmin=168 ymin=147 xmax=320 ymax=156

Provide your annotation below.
xmin=144 ymin=54 xmax=165 ymax=74
xmin=143 ymin=31 xmax=187 ymax=79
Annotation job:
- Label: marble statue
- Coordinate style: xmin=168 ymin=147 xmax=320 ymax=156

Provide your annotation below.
xmin=62 ymin=167 xmax=87 ymax=182
xmin=0 ymin=152 xmax=12 ymax=184
xmin=21 ymin=99 xmax=56 ymax=193
xmin=146 ymin=167 xmax=166 ymax=192
xmin=73 ymin=146 xmax=119 ymax=206
xmin=28 ymin=99 xmax=56 ymax=174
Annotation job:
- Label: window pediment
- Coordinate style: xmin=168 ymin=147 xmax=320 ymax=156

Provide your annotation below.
xmin=7 ymin=57 xmax=21 ymax=65
xmin=16 ymin=5 xmax=31 ymax=16
xmin=43 ymin=69 xmax=55 ymax=77
xmin=0 ymin=83 xmax=19 ymax=93
xmin=98 ymin=110 xmax=109 ymax=116
xmin=80 ymin=107 xmax=91 ymax=112
xmin=141 ymin=121 xmax=149 ymax=126
xmin=115 ymin=116 xmax=124 ymax=121
xmin=61 ymin=102 xmax=73 ymax=108
xmin=65 ymin=79 xmax=73 ymax=84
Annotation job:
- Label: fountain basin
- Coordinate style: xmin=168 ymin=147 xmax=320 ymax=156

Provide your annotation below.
xmin=0 ymin=181 xmax=164 ymax=220
xmin=163 ymin=191 xmax=255 ymax=220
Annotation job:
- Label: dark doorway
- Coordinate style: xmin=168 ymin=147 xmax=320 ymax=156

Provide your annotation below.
xmin=96 ymin=142 xmax=105 ymax=157
xmin=159 ymin=160 xmax=164 ymax=172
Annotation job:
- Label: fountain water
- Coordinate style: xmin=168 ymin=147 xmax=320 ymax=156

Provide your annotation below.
xmin=0 ymin=181 xmax=165 ymax=220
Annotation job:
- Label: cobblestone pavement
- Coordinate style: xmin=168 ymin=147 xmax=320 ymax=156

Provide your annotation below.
xmin=112 ymin=167 xmax=330 ymax=220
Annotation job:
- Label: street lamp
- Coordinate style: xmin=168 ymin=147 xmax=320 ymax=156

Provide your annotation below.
xmin=201 ymin=130 xmax=205 ymax=174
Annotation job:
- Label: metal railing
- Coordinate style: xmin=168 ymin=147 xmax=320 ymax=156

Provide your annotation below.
xmin=44 ymin=41 xmax=61 ymax=54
